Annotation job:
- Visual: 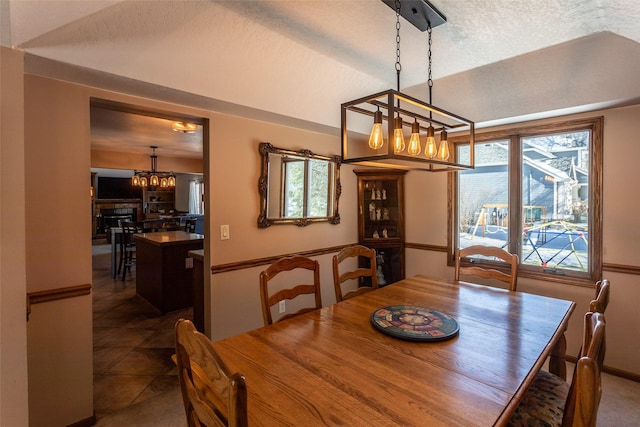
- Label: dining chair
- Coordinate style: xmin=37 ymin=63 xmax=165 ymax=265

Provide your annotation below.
xmin=259 ymin=255 xmax=322 ymax=326
xmin=333 ymin=245 xmax=378 ymax=302
xmin=118 ymin=220 xmax=138 ymax=281
xmin=174 ymin=319 xmax=248 ymax=427
xmin=588 ymin=279 xmax=609 ymax=368
xmin=590 ymin=279 xmax=610 ymax=313
xmin=508 ymin=311 xmax=606 ymax=427
xmin=454 ymin=244 xmax=518 ymax=291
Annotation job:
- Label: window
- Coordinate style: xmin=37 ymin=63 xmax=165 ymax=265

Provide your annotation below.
xmin=189 ymin=180 xmax=205 ymax=215
xmin=450 ymin=117 xmax=602 ymax=284
xmin=281 ymin=158 xmax=332 ymax=218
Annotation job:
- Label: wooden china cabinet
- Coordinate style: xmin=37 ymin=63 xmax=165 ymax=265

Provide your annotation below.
xmin=354 ymin=169 xmax=406 ymax=286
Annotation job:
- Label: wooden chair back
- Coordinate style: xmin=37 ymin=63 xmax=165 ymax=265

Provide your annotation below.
xmin=333 ymin=245 xmax=378 ymax=302
xmin=174 ymin=319 xmax=248 ymax=427
xmin=590 ymin=279 xmax=610 ymax=313
xmin=563 ymin=311 xmax=606 ymax=427
xmin=454 ymin=244 xmax=518 ymax=291
xmin=259 ymin=255 xmax=322 ymax=326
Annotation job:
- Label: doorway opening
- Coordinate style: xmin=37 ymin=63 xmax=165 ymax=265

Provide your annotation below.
xmin=89 ymin=98 xmax=208 ymax=420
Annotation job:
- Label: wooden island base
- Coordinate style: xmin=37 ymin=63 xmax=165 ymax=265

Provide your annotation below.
xmin=134 ymin=231 xmax=204 ymax=313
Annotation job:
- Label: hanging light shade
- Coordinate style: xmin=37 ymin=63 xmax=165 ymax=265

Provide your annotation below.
xmin=340 ymin=0 xmax=474 ymax=172
xmin=131 ymin=146 xmax=176 ymax=188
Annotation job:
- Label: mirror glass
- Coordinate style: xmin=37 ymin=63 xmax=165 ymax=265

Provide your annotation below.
xmin=258 ymin=142 xmax=341 ymax=228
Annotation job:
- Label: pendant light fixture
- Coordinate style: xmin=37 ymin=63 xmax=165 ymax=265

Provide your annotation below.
xmin=131 ymin=146 xmax=176 ymax=188
xmin=172 ymin=121 xmax=197 ymax=133
xmin=341 ymin=0 xmax=475 ymax=172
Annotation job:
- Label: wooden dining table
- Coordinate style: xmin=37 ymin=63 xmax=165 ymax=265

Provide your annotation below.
xmin=214 ymin=275 xmax=575 ymax=426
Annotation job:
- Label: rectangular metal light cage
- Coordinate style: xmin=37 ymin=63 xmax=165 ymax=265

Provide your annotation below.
xmin=341 ymin=90 xmax=475 ymax=172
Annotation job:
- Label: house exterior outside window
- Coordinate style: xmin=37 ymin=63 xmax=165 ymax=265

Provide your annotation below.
xmin=449 ymin=117 xmax=602 ymax=285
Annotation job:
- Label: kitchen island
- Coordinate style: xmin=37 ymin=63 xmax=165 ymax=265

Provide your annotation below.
xmin=134 ymin=230 xmax=204 ymax=313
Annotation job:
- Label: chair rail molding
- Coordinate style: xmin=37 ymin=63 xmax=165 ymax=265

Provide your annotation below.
xmin=26 ymin=283 xmax=92 ymax=320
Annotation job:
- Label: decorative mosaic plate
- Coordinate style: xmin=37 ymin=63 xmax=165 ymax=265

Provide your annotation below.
xmin=370 ymin=305 xmax=459 ymax=342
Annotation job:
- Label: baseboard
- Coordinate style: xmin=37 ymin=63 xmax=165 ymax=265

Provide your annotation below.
xmin=67 ymin=414 xmax=97 ymax=427
xmin=566 ymin=355 xmax=640 ymax=382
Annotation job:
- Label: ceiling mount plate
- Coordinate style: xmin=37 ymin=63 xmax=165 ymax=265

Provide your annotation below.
xmin=381 ymin=0 xmax=446 ymax=31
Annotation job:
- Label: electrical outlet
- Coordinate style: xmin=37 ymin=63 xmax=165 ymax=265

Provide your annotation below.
xmin=278 ymin=300 xmax=286 ymax=314
xmin=185 ymin=257 xmax=193 ymax=269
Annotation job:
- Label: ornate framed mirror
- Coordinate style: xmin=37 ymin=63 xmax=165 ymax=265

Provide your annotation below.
xmin=258 ymin=142 xmax=341 ymax=228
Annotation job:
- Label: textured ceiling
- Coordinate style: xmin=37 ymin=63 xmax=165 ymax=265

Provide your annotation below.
xmin=4 ymin=0 xmax=640 ymax=156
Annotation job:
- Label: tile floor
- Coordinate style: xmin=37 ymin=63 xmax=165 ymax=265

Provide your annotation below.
xmin=92 ymin=239 xmax=191 ymax=421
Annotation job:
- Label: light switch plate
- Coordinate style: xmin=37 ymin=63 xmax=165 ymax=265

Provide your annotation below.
xmin=278 ymin=300 xmax=286 ymax=314
xmin=220 ymin=224 xmax=230 ymax=240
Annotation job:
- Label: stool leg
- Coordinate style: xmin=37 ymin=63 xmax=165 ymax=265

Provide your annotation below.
xmin=117 ymin=245 xmax=124 ymax=276
xmin=121 ymin=250 xmax=129 ymax=281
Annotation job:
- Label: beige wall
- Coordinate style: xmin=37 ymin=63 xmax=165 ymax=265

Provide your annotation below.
xmin=19 ymin=69 xmax=356 ymax=424
xmin=208 ymin=112 xmax=357 ymax=339
xmin=0 ymin=47 xmax=29 ymax=427
xmin=22 ymin=74 xmax=212 ymax=425
xmin=24 ymin=74 xmax=94 ymax=426
xmin=405 ymin=105 xmax=640 ymax=376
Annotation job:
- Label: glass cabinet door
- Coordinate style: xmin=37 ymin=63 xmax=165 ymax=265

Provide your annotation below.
xmin=362 ymin=178 xmax=402 ymax=242
xmin=355 ymin=170 xmax=406 ymax=285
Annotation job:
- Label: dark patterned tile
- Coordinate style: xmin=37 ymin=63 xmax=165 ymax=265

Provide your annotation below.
xmin=108 ymin=348 xmax=175 ymax=376
xmin=140 ymin=329 xmax=175 ymax=348
xmin=94 ymin=347 xmax=131 ymax=374
xmin=93 ymin=374 xmax=155 ymax=414
xmin=93 ymin=327 xmax=119 ymax=347
xmin=95 ymin=328 xmax=155 ymax=348
xmin=133 ymin=375 xmax=180 ymax=405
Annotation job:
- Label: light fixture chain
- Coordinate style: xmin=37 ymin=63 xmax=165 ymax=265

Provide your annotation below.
xmin=427 ymin=23 xmax=433 ymax=106
xmin=395 ymin=0 xmax=402 ymax=92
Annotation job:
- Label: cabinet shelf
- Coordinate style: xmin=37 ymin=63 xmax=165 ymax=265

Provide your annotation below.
xmin=355 ymin=169 xmax=406 ymax=285
xmin=143 ymin=187 xmax=175 ymax=216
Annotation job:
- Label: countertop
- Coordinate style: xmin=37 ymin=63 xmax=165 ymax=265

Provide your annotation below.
xmin=134 ymin=230 xmax=204 ymax=246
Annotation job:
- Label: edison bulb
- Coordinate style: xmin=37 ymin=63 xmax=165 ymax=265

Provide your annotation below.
xmin=437 ymin=130 xmax=450 ymax=161
xmin=393 ymin=116 xmax=405 ymax=153
xmin=368 ymin=109 xmax=385 ymax=150
xmin=407 ymin=120 xmax=421 ymax=155
xmin=425 ymin=125 xmax=437 ymax=159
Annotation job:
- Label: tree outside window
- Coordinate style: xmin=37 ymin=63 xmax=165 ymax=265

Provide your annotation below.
xmin=282 ymin=158 xmax=331 ymax=218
